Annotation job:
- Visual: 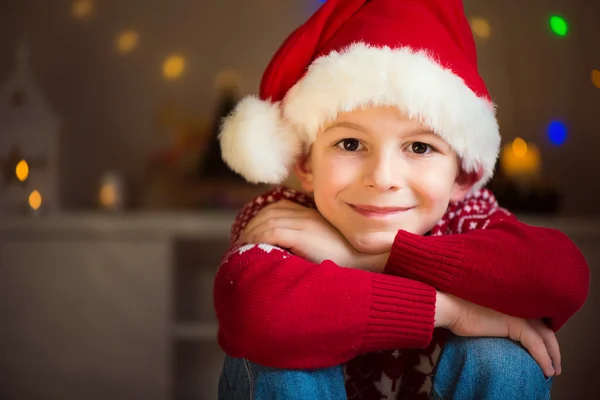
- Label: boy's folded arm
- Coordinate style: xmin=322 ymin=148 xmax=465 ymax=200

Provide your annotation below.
xmin=213 ymin=243 xmax=436 ymax=370
xmin=384 ymin=210 xmax=590 ymax=331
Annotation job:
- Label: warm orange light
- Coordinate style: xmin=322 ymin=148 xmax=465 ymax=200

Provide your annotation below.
xmin=512 ymin=138 xmax=528 ymax=158
xmin=72 ymin=0 xmax=93 ymax=19
xmin=163 ymin=54 xmax=186 ymax=80
xmin=29 ymin=190 xmax=42 ymax=211
xmin=116 ymin=29 xmax=139 ymax=54
xmin=500 ymin=142 xmax=541 ymax=179
xmin=16 ymin=159 xmax=29 ymax=182
xmin=592 ymin=69 xmax=600 ymax=89
xmin=471 ymin=18 xmax=491 ymax=39
xmin=99 ymin=184 xmax=117 ymax=208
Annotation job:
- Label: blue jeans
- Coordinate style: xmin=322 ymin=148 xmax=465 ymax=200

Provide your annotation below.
xmin=218 ymin=337 xmax=553 ymax=399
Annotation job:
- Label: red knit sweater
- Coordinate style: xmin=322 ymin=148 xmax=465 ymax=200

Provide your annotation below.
xmin=213 ymin=186 xmax=589 ymax=399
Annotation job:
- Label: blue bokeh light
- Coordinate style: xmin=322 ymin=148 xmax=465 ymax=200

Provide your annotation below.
xmin=547 ymin=120 xmax=567 ymax=146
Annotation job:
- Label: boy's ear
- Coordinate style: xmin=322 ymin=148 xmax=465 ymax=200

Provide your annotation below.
xmin=450 ymin=168 xmax=483 ymax=202
xmin=293 ymin=150 xmax=315 ymax=193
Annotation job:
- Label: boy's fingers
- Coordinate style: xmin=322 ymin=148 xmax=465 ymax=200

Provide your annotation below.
xmin=516 ymin=321 xmax=555 ymax=377
xmin=242 ymin=208 xmax=306 ymax=237
xmin=246 ymin=227 xmax=297 ymax=250
xmin=530 ymin=320 xmax=561 ymax=376
xmin=241 ymin=218 xmax=303 ymax=245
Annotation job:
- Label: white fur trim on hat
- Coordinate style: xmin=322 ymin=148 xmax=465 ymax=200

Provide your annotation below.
xmin=219 ymin=96 xmax=302 ymax=184
xmin=220 ymin=43 xmax=500 ymax=189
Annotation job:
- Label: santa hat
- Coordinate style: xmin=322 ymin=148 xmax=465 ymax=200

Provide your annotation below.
xmin=219 ymin=0 xmax=500 ymax=189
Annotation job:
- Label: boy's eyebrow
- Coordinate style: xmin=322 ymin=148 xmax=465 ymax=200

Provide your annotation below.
xmin=325 ymin=121 xmax=436 ymax=138
xmin=324 ymin=121 xmax=369 ymax=134
xmin=406 ymin=129 xmax=438 ymax=138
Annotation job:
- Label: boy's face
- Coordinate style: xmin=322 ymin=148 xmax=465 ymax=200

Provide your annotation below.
xmin=295 ymin=106 xmax=477 ymax=254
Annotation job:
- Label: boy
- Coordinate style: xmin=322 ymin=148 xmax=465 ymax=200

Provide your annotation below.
xmin=214 ymin=0 xmax=589 ymax=398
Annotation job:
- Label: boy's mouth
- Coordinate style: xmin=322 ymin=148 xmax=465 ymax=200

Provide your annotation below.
xmin=348 ymin=204 xmax=414 ymax=218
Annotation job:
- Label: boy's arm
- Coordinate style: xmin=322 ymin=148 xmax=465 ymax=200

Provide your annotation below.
xmin=214 ymin=242 xmax=436 ymax=369
xmin=383 ymin=191 xmax=590 ymax=331
xmin=215 ymin=190 xmax=562 ymax=375
xmin=215 ymin=243 xmax=562 ymax=376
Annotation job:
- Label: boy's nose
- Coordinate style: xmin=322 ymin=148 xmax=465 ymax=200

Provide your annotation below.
xmin=362 ymin=152 xmax=403 ymax=192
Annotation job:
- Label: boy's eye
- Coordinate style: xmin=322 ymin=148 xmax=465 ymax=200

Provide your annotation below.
xmin=336 ymin=138 xmax=362 ymax=152
xmin=410 ymin=142 xmax=433 ymax=154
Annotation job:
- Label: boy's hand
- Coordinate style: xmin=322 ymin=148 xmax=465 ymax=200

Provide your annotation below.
xmin=239 ymin=200 xmax=385 ymax=271
xmin=436 ymin=292 xmax=561 ymax=378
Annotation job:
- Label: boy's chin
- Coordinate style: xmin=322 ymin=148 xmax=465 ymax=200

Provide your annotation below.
xmin=348 ymin=231 xmax=398 ymax=254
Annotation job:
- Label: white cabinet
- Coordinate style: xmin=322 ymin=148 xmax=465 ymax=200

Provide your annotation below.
xmin=0 ymin=213 xmax=234 ymax=400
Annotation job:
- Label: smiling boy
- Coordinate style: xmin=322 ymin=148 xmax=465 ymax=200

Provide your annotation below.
xmin=213 ymin=0 xmax=589 ymax=398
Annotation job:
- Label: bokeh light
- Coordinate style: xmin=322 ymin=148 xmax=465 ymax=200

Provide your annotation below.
xmin=15 ymin=160 xmax=29 ymax=182
xmin=549 ymin=15 xmax=568 ymax=37
xmin=72 ymin=0 xmax=93 ymax=20
xmin=512 ymin=138 xmax=528 ymax=158
xmin=116 ymin=29 xmax=139 ymax=54
xmin=163 ymin=54 xmax=186 ymax=80
xmin=29 ymin=190 xmax=42 ymax=211
xmin=547 ymin=121 xmax=568 ymax=146
xmin=471 ymin=18 xmax=491 ymax=39
xmin=591 ymin=69 xmax=600 ymax=89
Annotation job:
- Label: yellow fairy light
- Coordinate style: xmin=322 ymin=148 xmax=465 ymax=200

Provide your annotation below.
xmin=116 ymin=29 xmax=139 ymax=54
xmin=29 ymin=190 xmax=42 ymax=211
xmin=99 ymin=184 xmax=117 ymax=208
xmin=471 ymin=17 xmax=491 ymax=39
xmin=72 ymin=0 xmax=93 ymax=19
xmin=592 ymin=69 xmax=600 ymax=89
xmin=500 ymin=142 xmax=541 ymax=180
xmin=15 ymin=159 xmax=29 ymax=182
xmin=512 ymin=138 xmax=528 ymax=158
xmin=163 ymin=54 xmax=186 ymax=80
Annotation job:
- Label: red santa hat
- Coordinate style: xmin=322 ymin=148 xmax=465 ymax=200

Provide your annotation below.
xmin=219 ymin=0 xmax=500 ymax=189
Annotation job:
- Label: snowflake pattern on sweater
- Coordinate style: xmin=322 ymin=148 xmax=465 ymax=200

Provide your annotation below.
xmin=225 ymin=186 xmax=509 ymax=400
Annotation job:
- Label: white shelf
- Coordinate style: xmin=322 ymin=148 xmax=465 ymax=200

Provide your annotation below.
xmin=0 ymin=212 xmax=237 ymax=239
xmin=173 ymin=322 xmax=219 ymax=341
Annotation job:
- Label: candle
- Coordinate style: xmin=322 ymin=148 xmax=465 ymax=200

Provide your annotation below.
xmin=99 ymin=172 xmax=125 ymax=211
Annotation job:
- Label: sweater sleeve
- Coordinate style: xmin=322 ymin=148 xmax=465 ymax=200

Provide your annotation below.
xmin=213 ymin=242 xmax=436 ymax=369
xmin=383 ymin=193 xmax=590 ymax=331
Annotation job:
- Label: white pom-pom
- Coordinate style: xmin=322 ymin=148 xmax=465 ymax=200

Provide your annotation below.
xmin=219 ymin=96 xmax=302 ymax=184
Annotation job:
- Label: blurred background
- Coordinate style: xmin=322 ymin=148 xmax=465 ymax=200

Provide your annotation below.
xmin=0 ymin=0 xmax=598 ymax=399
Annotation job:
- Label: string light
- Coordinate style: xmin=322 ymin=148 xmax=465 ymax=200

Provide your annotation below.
xmin=29 ymin=190 xmax=42 ymax=211
xmin=500 ymin=141 xmax=541 ymax=179
xmin=549 ymin=15 xmax=568 ymax=37
xmin=547 ymin=121 xmax=567 ymax=146
xmin=72 ymin=0 xmax=93 ymax=20
xmin=15 ymin=160 xmax=29 ymax=182
xmin=471 ymin=18 xmax=491 ymax=39
xmin=99 ymin=172 xmax=125 ymax=211
xmin=116 ymin=29 xmax=139 ymax=54
xmin=99 ymin=184 xmax=117 ymax=208
xmin=592 ymin=69 xmax=600 ymax=89
xmin=512 ymin=138 xmax=528 ymax=158
xmin=163 ymin=54 xmax=186 ymax=80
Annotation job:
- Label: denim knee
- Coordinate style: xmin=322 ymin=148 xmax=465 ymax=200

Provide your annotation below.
xmin=219 ymin=356 xmax=253 ymax=400
xmin=218 ymin=355 xmax=346 ymax=400
xmin=432 ymin=337 xmax=552 ymax=400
